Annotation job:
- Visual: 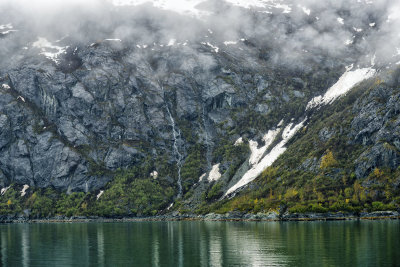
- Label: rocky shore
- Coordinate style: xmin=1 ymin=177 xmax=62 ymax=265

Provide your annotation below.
xmin=0 ymin=211 xmax=399 ymax=224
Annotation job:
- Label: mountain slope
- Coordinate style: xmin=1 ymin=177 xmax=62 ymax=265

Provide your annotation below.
xmin=0 ymin=0 xmax=399 ymax=218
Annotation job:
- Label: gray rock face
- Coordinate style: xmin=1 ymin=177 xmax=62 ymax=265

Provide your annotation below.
xmin=355 ymin=143 xmax=400 ymax=178
xmin=349 ymin=82 xmax=400 ymax=178
xmin=319 ymin=127 xmax=335 ymax=142
xmin=2 ymin=33 xmax=334 ymax=193
xmin=0 ymin=3 xmax=366 ymax=194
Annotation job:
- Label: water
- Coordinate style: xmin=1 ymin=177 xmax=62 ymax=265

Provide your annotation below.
xmin=0 ymin=220 xmax=399 ymax=266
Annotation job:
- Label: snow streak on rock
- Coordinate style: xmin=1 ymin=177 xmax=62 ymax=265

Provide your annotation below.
xmin=208 ymin=163 xmax=222 ymax=182
xmin=32 ymin=37 xmax=68 ymax=64
xmin=198 ymin=173 xmax=207 ymax=182
xmin=306 ymin=67 xmax=376 ymax=110
xmin=248 ymin=129 xmax=281 ymax=166
xmin=97 ymin=190 xmax=104 ymax=200
xmin=20 ymin=185 xmax=29 ymax=197
xmin=225 ymin=118 xmax=306 ymax=196
xmin=234 ymin=137 xmax=243 ymax=146
xmin=0 ymin=23 xmax=18 ymax=35
xmin=1 ymin=186 xmax=10 ymax=196
xmin=201 ymin=42 xmax=219 ymax=53
xmin=225 ymin=64 xmax=377 ymax=196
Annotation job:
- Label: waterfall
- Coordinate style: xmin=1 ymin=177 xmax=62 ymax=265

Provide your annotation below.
xmin=165 ymin=101 xmax=183 ymax=198
xmin=157 ymin=79 xmax=184 ymax=198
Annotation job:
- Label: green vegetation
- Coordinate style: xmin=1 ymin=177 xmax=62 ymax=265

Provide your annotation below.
xmin=2 ymin=72 xmax=400 ymax=218
xmin=91 ymin=169 xmax=174 ymax=216
xmin=205 ymin=182 xmax=223 ymax=201
xmin=181 ymin=144 xmax=207 ymax=192
xmin=202 ymin=79 xmax=400 ymax=215
xmin=0 ymin=166 xmax=175 ymax=218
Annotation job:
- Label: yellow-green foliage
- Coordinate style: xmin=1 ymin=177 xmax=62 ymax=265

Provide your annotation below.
xmin=284 ymin=188 xmax=299 ymax=201
xmin=320 ymin=150 xmax=338 ymax=169
xmin=373 ymin=168 xmax=384 ymax=178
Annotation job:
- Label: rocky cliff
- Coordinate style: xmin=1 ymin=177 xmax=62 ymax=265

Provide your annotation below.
xmin=0 ymin=0 xmax=399 ymax=217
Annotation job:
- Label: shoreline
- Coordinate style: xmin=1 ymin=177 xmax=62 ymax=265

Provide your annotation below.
xmin=1 ymin=211 xmax=399 ymax=224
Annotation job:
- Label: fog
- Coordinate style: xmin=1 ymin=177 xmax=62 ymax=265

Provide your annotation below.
xmin=0 ymin=0 xmax=399 ymax=71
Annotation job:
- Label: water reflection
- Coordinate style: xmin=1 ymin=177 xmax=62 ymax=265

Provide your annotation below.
xmin=1 ymin=227 xmax=6 ymax=266
xmin=0 ymin=220 xmax=399 ymax=266
xmin=21 ymin=225 xmax=29 ymax=267
xmin=97 ymin=223 xmax=105 ymax=267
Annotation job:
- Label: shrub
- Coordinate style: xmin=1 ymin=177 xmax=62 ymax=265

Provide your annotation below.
xmin=320 ymin=150 xmax=338 ymax=169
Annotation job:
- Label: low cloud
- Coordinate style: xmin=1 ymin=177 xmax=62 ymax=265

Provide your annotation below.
xmin=0 ymin=0 xmax=399 ymax=72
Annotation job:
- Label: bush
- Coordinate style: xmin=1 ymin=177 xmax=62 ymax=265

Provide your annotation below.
xmin=289 ymin=204 xmax=308 ymax=213
xmin=320 ymin=150 xmax=338 ymax=169
xmin=371 ymin=201 xmax=396 ymax=211
xmin=206 ymin=182 xmax=224 ymax=201
xmin=309 ymin=203 xmax=329 ymax=213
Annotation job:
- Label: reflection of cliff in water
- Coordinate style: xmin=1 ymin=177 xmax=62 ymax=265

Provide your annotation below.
xmin=0 ymin=221 xmax=399 ymax=266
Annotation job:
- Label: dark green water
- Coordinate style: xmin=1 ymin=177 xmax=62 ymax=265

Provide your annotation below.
xmin=0 ymin=220 xmax=399 ymax=266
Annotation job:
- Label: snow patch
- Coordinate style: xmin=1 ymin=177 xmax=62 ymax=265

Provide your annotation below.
xmin=0 ymin=24 xmax=12 ymax=30
xmin=97 ymin=190 xmax=104 ymax=200
xmin=150 ymin=170 xmax=159 ymax=179
xmin=17 ymin=96 xmax=25 ymax=102
xmin=0 ymin=23 xmax=17 ymax=35
xmin=300 ymin=6 xmax=310 ymax=15
xmin=20 ymin=185 xmax=29 ymax=197
xmin=249 ymin=129 xmax=280 ymax=165
xmin=225 ymin=119 xmax=307 ymax=196
xmin=345 ymin=39 xmax=353 ymax=45
xmin=1 ymin=30 xmax=18 ymax=35
xmin=105 ymin=38 xmax=122 ymax=42
xmin=208 ymin=164 xmax=222 ymax=182
xmin=353 ymin=27 xmax=363 ymax=32
xmin=306 ymin=68 xmax=376 ymax=110
xmin=1 ymin=186 xmax=10 ymax=196
xmin=234 ymin=137 xmax=244 ymax=146
xmin=199 ymin=173 xmax=207 ymax=182
xmin=202 ymin=42 xmax=219 ymax=53
xmin=337 ymin=17 xmax=344 ymax=24
xmin=346 ymin=64 xmax=354 ymax=71
xmin=2 ymin=84 xmax=10 ymax=90
xmin=369 ymin=22 xmax=376 ymax=27
xmin=167 ymin=39 xmax=176 ymax=46
xmin=32 ymin=37 xmax=68 ymax=64
xmin=224 ymin=41 xmax=238 ymax=46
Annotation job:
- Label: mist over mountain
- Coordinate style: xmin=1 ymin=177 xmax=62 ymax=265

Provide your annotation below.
xmin=1 ymin=0 xmax=400 ymax=69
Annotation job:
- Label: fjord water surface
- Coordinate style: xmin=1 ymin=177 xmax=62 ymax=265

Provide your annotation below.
xmin=0 ymin=220 xmax=399 ymax=266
